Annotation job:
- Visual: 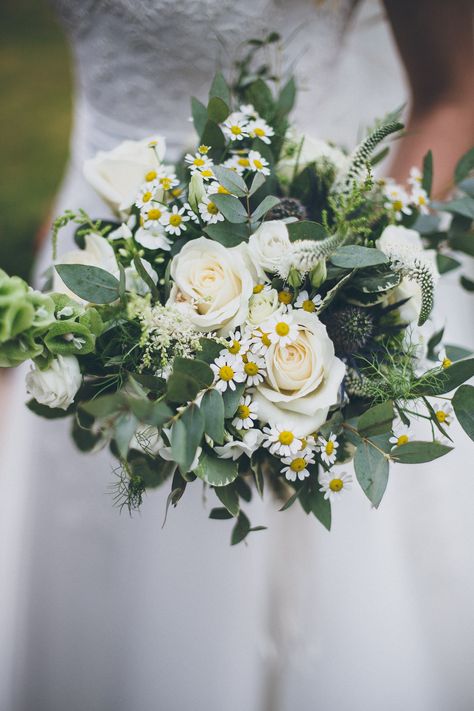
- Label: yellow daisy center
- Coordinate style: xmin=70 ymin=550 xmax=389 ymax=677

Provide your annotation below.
xmin=147 ymin=208 xmax=161 ymax=221
xmin=201 ymin=169 xmax=214 ymax=178
xmin=442 ymin=357 xmax=452 ymax=369
xmin=199 ymin=145 xmax=210 ymax=154
xmin=261 ymin=332 xmax=271 ymax=347
xmin=169 ymin=214 xmax=182 ymax=227
xmin=278 ymin=431 xmax=294 ymax=446
xmin=275 ymin=321 xmax=290 ymax=337
xmin=278 ymin=290 xmax=292 ymax=305
xmin=254 ymin=127 xmax=265 ymax=137
xmin=145 ymin=170 xmax=157 ymax=181
xmin=302 ymin=299 xmax=315 ymax=312
xmin=217 ymin=185 xmax=230 ymax=194
xmin=228 ymin=340 xmax=241 ymax=355
xmin=207 ymin=201 xmax=219 ymax=215
xmin=231 ymin=125 xmax=242 ymax=135
xmin=238 ymin=157 xmax=250 ymax=167
xmin=237 ymin=404 xmax=251 ymax=419
xmin=397 ymin=434 xmax=409 ymax=446
xmin=392 ymin=199 xmax=403 ymax=212
xmin=325 ymin=441 xmax=334 ymax=456
xmin=193 ymin=157 xmax=205 ymax=167
xmin=435 ymin=410 xmax=447 ymax=423
xmin=171 ymin=187 xmax=182 ymax=198
xmin=418 ymin=195 xmax=427 ymax=205
xmin=244 ymin=361 xmax=259 ymax=376
xmin=329 ymin=478 xmax=343 ymax=492
xmin=254 ymin=159 xmax=264 ymax=170
xmin=142 ymin=191 xmax=152 ymax=203
xmin=219 ymin=365 xmax=234 ymax=381
xmin=253 ymin=284 xmax=264 ymax=294
xmin=290 ymin=457 xmax=306 ymax=473
xmin=160 ymin=178 xmax=173 ymax=189
xmin=300 ymin=438 xmax=308 ymax=449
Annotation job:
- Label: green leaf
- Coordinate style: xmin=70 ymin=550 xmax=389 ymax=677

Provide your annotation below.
xmin=166 ymin=357 xmax=214 ymax=403
xmin=248 ymin=172 xmax=266 ymax=197
xmin=200 ymin=120 xmax=226 ymax=158
xmin=80 ymin=392 xmax=125 ymax=418
xmin=422 ymin=149 xmax=433 ymax=196
xmin=114 ymin=412 xmax=139 ymax=459
xmin=276 ymin=76 xmax=296 ymax=115
xmin=133 ymin=256 xmax=159 ymax=300
xmin=299 ymin=481 xmax=331 ymax=530
xmin=194 ymin=450 xmax=239 ymax=486
xmin=212 ymin=165 xmax=248 ymax=197
xmin=251 ymin=195 xmax=280 ymax=222
xmin=287 ymin=221 xmax=327 ymax=241
xmin=210 ymin=194 xmax=248 ymax=223
xmin=222 ymin=381 xmax=246 ymax=418
xmin=351 ymin=267 xmax=400 ymax=293
xmin=357 ymin=401 xmax=394 ymax=437
xmin=209 ymin=71 xmax=230 ymax=105
xmin=391 ymin=440 xmax=452 ymax=463
xmin=55 ymin=264 xmax=119 ymax=304
xmin=126 ymin=397 xmax=173 ymax=427
xmin=244 ymin=78 xmax=274 ymax=120
xmin=209 ymin=507 xmax=233 ymax=520
xmin=26 ymin=399 xmax=74 ymax=419
xmin=200 ymin=389 xmax=225 ymax=444
xmin=445 ymin=344 xmax=472 ymax=361
xmin=204 ymin=222 xmax=248 ymax=247
xmin=414 ymin=357 xmax=474 ymax=396
xmin=436 ymin=254 xmax=461 ymax=274
xmin=354 ymin=441 xmax=389 ymax=508
xmin=452 ymin=384 xmax=474 ymax=441
xmin=231 ymin=511 xmax=251 ymax=545
xmin=331 ymin=246 xmax=388 ymax=269
xmin=215 ymin=484 xmax=240 ymax=517
xmin=207 ymin=96 xmax=229 ymax=124
xmin=454 ymin=146 xmax=474 ymax=184
xmin=449 ymin=233 xmax=474 ymax=257
xmin=461 ymin=275 xmax=474 ymax=291
xmin=191 ymin=96 xmax=208 ymax=137
xmin=171 ymin=403 xmax=204 ymax=473
xmin=198 ymin=337 xmax=224 ymax=364
xmin=434 ymin=196 xmax=474 ymax=220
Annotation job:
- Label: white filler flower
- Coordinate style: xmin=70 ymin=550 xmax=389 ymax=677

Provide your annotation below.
xmin=26 ymin=355 xmax=82 ymax=410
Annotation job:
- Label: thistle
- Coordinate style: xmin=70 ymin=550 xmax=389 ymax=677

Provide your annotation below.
xmin=326 ymin=305 xmax=375 ymax=355
xmin=266 ymin=197 xmax=307 ymax=222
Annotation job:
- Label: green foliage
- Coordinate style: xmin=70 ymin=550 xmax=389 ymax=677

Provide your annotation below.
xmin=414 ymin=358 xmax=474 ymax=396
xmin=353 ymin=435 xmax=390 ymax=508
xmin=357 ymin=401 xmax=394 ymax=437
xmin=344 ymin=119 xmax=404 ymax=188
xmin=299 ymin=478 xmax=331 ymax=530
xmin=452 ymin=384 xmax=474 ymax=441
xmin=165 ymin=357 xmax=214 ymax=404
xmin=194 ymin=450 xmax=238 ymax=487
xmin=391 ymin=441 xmax=452 ymax=464
xmin=200 ymin=389 xmax=225 ymax=444
xmin=55 ymin=264 xmax=120 ymax=304
xmin=454 ymin=146 xmax=474 ymax=184
xmin=331 ymin=245 xmax=388 ymax=269
xmin=215 ymin=483 xmax=240 ymax=517
xmin=422 ymin=150 xmax=433 ymax=196
xmin=287 ymin=221 xmax=327 ymax=242
xmin=171 ymin=403 xmax=204 ymax=473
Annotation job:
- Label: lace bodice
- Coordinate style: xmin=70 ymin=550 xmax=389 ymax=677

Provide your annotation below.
xmin=50 ymin=0 xmax=352 ymax=158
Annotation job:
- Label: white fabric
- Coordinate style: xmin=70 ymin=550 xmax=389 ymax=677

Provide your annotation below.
xmin=1 ymin=2 xmax=474 ymax=710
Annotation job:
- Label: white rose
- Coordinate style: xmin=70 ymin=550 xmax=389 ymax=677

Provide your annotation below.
xmin=278 ymin=130 xmax=349 ymax=181
xmin=26 ymin=355 xmax=82 ymax=410
xmin=254 ymin=310 xmax=345 ymax=436
xmin=247 ymin=221 xmax=291 ymax=278
xmin=83 ymin=135 xmax=166 ymax=213
xmin=247 ymin=288 xmax=281 ymax=326
xmin=168 ymin=237 xmax=254 ymax=335
xmin=53 ymin=233 xmax=119 ymax=304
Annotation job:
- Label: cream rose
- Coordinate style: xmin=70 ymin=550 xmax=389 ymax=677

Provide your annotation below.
xmin=53 ymin=234 xmax=119 ymax=304
xmin=247 ymin=288 xmax=281 ymax=326
xmin=247 ymin=221 xmax=291 ymax=278
xmin=254 ymin=310 xmax=345 ymax=436
xmin=26 ymin=355 xmax=82 ymax=410
xmin=83 ymin=135 xmax=166 ymax=213
xmin=168 ymin=237 xmax=254 ymax=334
xmin=278 ymin=130 xmax=349 ymax=182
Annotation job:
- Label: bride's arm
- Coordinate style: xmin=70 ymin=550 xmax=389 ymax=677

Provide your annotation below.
xmin=383 ymin=0 xmax=474 ymax=196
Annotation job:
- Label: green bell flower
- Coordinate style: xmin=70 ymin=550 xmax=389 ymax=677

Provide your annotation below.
xmin=44 ymin=320 xmax=96 ymax=356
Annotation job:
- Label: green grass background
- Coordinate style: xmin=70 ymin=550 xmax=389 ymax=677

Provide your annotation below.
xmin=0 ymin=0 xmax=71 ymax=280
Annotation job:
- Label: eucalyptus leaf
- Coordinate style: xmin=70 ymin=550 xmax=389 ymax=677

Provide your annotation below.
xmin=171 ymin=404 xmax=204 ymax=473
xmin=204 ymin=222 xmax=248 ymax=247
xmin=331 ymin=246 xmax=388 ymax=269
xmin=114 ymin=412 xmax=139 ymax=459
xmin=277 ymin=76 xmax=296 ymax=115
xmin=422 ymin=149 xmax=433 ymax=196
xmin=55 ymin=264 xmax=119 ymax=304
xmin=251 ymin=195 xmax=280 ymax=222
xmin=354 ymin=441 xmax=389 ymax=508
xmin=207 ymin=96 xmax=229 ymax=123
xmin=200 ymin=389 xmax=225 ymax=444
xmin=209 ymin=71 xmax=230 ymax=105
xmin=391 ymin=440 xmax=452 ymax=463
xmin=248 ymin=172 xmax=266 ymax=197
xmin=215 ymin=484 xmax=240 ymax=517
xmin=194 ymin=450 xmax=239 ymax=486
xmin=454 ymin=146 xmax=474 ymax=184
xmin=287 ymin=221 xmax=327 ymax=242
xmin=210 ymin=193 xmax=248 ymax=223
xmin=433 ymin=196 xmax=474 ymax=220
xmin=222 ymin=381 xmax=246 ymax=418
xmin=357 ymin=401 xmax=394 ymax=437
xmin=452 ymin=384 xmax=474 ymax=441
xmin=191 ymin=96 xmax=208 ymax=137
xmin=231 ymin=511 xmax=251 ymax=545
xmin=209 ymin=507 xmax=233 ymax=520
xmin=212 ymin=165 xmax=248 ymax=197
xmin=299 ymin=481 xmax=331 ymax=530
xmin=414 ymin=357 xmax=474 ymax=396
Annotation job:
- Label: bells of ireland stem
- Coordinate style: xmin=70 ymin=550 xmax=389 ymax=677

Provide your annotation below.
xmin=309 ymin=259 xmax=327 ymax=288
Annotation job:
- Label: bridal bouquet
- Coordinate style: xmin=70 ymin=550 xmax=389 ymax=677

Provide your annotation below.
xmin=2 ymin=37 xmax=473 ymax=542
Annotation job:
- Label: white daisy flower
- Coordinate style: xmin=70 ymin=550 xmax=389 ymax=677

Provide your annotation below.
xmin=433 ymin=402 xmax=453 ymax=426
xmin=263 ymin=424 xmax=302 ymax=457
xmin=185 ymin=152 xmax=213 ymax=174
xmin=389 ymin=427 xmax=411 ymax=448
xmin=160 ymin=204 xmax=190 ymax=236
xmin=281 ymin=448 xmax=315 ymax=482
xmin=182 ymin=201 xmax=200 ymax=223
xmin=277 ymin=288 xmax=293 ymax=308
xmin=318 ymin=433 xmax=339 ymax=466
xmin=232 ymin=394 xmax=258 ymax=430
xmin=157 ymin=170 xmax=179 ymax=192
xmin=248 ymin=150 xmax=270 ymax=175
xmin=141 ymin=203 xmax=166 ymax=229
xmin=223 ymin=154 xmax=251 ymax=175
xmin=408 ymin=166 xmax=423 ymax=188
xmin=222 ymin=114 xmax=249 ymax=142
xmin=252 ymin=283 xmax=272 ymax=295
xmin=319 ymin=470 xmax=352 ymax=502
xmin=207 ymin=180 xmax=233 ymax=196
xmin=198 ymin=195 xmax=224 ymax=224
xmin=134 ymin=226 xmax=171 ymax=252
xmin=222 ymin=330 xmax=250 ymax=357
xmin=248 ymin=118 xmax=274 ymax=144
xmin=135 ymin=184 xmax=157 ymax=209
xmin=239 ymin=103 xmax=257 ymax=118
xmin=438 ymin=351 xmax=452 ymax=370
xmin=411 ymin=187 xmax=430 ymax=215
xmin=211 ymin=354 xmax=246 ymax=392
xmin=263 ymin=313 xmax=298 ymax=347
xmin=384 ymin=183 xmax=412 ymax=220
xmin=143 ymin=168 xmax=159 ymax=184
xmin=248 ymin=327 xmax=272 ymax=355
xmin=242 ymin=352 xmax=266 ymax=386
xmin=294 ymin=290 xmax=322 ymax=313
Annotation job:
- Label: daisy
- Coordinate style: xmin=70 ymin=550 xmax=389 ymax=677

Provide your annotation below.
xmin=135 ymin=184 xmax=157 ymax=209
xmin=185 ymin=151 xmax=213 ymax=174
xmin=319 ymin=470 xmax=352 ymax=502
xmin=198 ymin=195 xmax=224 ymax=224
xmin=433 ymin=402 xmax=453 ymax=426
xmin=222 ymin=330 xmax=250 ymax=357
xmin=384 ymin=183 xmax=412 ymax=220
xmin=207 ymin=180 xmax=232 ymax=196
xmin=183 ymin=201 xmax=200 ymax=223
xmin=317 ymin=433 xmax=339 ymax=466
xmin=232 ymin=395 xmax=258 ymax=430
xmin=438 ymin=351 xmax=452 ymax=370
xmin=389 ymin=426 xmax=411 ymax=448
xmin=294 ymin=290 xmax=322 ymax=313
xmin=248 ymin=150 xmax=270 ymax=175
xmin=263 ymin=424 xmax=303 ymax=458
xmin=134 ymin=226 xmax=171 ymax=252
xmin=239 ymin=103 xmax=257 ymax=118
xmin=252 ymin=283 xmax=272 ymax=295
xmin=199 ymin=166 xmax=215 ymax=181
xmin=248 ymin=118 xmax=274 ymax=144
xmin=241 ymin=352 xmax=266 ymax=386
xmin=157 ymin=171 xmax=179 ymax=192
xmin=408 ymin=166 xmax=423 ymax=188
xmin=224 ymin=154 xmax=251 ymax=175
xmin=281 ymin=448 xmax=315 ymax=482
xmin=211 ymin=354 xmax=245 ymax=392
xmin=248 ymin=327 xmax=272 ymax=355
xmin=264 ymin=313 xmax=299 ymax=347
xmin=411 ymin=187 xmax=430 ymax=215
xmin=160 ymin=205 xmax=190 ymax=236
xmin=141 ymin=203 xmax=167 ymax=229
xmin=143 ymin=169 xmax=159 ymax=183
xmin=278 ymin=289 xmax=293 ymax=307
xmin=222 ymin=114 xmax=249 ymax=142
xmin=198 ymin=144 xmax=211 ymax=155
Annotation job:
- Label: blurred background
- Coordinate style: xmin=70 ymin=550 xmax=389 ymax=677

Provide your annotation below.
xmin=0 ymin=0 xmax=71 ymax=281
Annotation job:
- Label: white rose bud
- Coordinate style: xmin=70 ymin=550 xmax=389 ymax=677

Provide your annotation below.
xmin=247 ymin=288 xmax=281 ymax=326
xmin=277 ymin=130 xmax=349 ymax=182
xmin=247 ymin=221 xmax=291 ymax=278
xmin=26 ymin=355 xmax=82 ymax=410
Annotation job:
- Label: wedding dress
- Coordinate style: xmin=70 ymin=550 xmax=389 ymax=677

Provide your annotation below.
xmin=1 ymin=2 xmax=473 ymax=710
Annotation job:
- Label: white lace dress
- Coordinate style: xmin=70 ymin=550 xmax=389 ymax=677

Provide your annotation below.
xmin=1 ymin=2 xmax=473 ymax=710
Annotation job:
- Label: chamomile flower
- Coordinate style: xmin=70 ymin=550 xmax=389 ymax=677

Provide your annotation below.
xmin=319 ymin=470 xmax=352 ymax=502
xmin=185 ymin=151 xmax=213 ymax=174
xmin=143 ymin=169 xmax=159 ymax=183
xmin=157 ymin=170 xmax=179 ymax=192
xmin=232 ymin=394 xmax=258 ymax=430
xmin=294 ymin=290 xmax=322 ymax=313
xmin=183 ymin=201 xmax=200 ymax=223
xmin=433 ymin=402 xmax=453 ymax=426
xmin=141 ymin=203 xmax=167 ymax=228
xmin=224 ymin=154 xmax=251 ymax=175
xmin=198 ymin=195 xmax=224 ymax=224
xmin=248 ymin=118 xmax=274 ymax=144
xmin=135 ymin=226 xmax=171 ymax=252
xmin=408 ymin=166 xmax=423 ymax=188
xmin=222 ymin=330 xmax=250 ymax=357
xmin=384 ymin=183 xmax=412 ymax=220
xmin=438 ymin=351 xmax=452 ymax=370
xmin=211 ymin=354 xmax=245 ymax=392
xmin=411 ymin=187 xmax=430 ymax=214
xmin=318 ymin=433 xmax=339 ymax=466
xmin=281 ymin=448 xmax=315 ymax=482
xmin=263 ymin=424 xmax=303 ymax=457
xmin=222 ymin=114 xmax=249 ymax=142
xmin=248 ymin=327 xmax=272 ymax=355
xmin=248 ymin=150 xmax=270 ymax=175
xmin=199 ymin=166 xmax=216 ymax=181
xmin=207 ymin=180 xmax=232 ymax=196
xmin=389 ymin=427 xmax=411 ymax=448
xmin=264 ymin=313 xmax=298 ymax=347
xmin=239 ymin=103 xmax=257 ymax=118
xmin=241 ymin=352 xmax=266 ymax=386
xmin=135 ymin=184 xmax=157 ymax=209
xmin=160 ymin=205 xmax=190 ymax=236
xmin=278 ymin=288 xmax=293 ymax=307
xmin=252 ymin=283 xmax=272 ymax=295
